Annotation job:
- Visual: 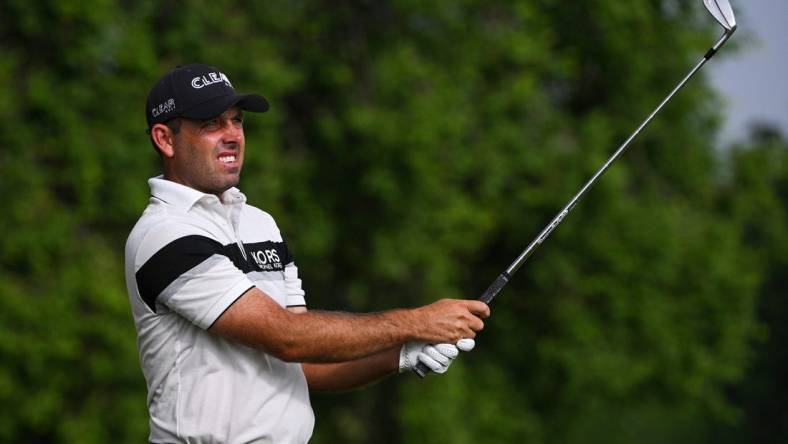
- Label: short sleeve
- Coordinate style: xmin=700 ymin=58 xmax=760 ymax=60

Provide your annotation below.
xmin=134 ymin=233 xmax=254 ymax=329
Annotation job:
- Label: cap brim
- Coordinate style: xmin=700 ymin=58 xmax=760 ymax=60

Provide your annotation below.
xmin=181 ymin=93 xmax=270 ymax=120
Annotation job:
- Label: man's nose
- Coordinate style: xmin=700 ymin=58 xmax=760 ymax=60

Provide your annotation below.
xmin=221 ymin=120 xmax=243 ymax=144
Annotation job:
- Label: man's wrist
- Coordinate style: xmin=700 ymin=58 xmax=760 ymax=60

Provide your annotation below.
xmin=379 ymin=308 xmax=420 ymax=343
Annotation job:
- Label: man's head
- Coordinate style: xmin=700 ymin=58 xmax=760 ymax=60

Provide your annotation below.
xmin=146 ymin=63 xmax=269 ymax=196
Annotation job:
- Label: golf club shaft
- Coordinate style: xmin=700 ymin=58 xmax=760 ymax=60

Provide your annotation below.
xmin=501 ymin=29 xmax=734 ymax=281
xmin=414 ymin=30 xmax=734 ymax=379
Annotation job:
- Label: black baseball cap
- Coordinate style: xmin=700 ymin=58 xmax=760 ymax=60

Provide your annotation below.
xmin=146 ymin=63 xmax=269 ymax=129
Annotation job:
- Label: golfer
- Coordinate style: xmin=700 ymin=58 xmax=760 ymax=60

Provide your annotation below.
xmin=124 ymin=63 xmax=490 ymax=443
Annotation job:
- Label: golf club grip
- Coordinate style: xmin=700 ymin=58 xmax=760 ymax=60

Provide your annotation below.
xmin=478 ymin=272 xmax=510 ymax=304
xmin=413 ymin=361 xmax=429 ymax=378
xmin=413 ymin=272 xmax=511 ymax=378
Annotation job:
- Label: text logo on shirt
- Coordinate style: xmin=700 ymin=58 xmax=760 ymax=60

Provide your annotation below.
xmin=251 ymin=248 xmax=281 ymax=271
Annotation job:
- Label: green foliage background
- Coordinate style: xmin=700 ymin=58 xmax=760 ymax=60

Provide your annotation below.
xmin=0 ymin=1 xmax=785 ymax=442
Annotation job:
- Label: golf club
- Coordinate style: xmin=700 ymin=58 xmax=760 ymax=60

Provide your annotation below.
xmin=415 ymin=0 xmax=737 ymax=378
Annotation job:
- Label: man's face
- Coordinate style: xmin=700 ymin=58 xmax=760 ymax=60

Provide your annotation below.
xmin=168 ymin=106 xmax=245 ymax=196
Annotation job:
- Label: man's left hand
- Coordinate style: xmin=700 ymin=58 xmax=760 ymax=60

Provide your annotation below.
xmin=399 ymin=339 xmax=475 ymax=374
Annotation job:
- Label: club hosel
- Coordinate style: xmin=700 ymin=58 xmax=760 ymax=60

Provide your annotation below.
xmin=705 ymin=28 xmax=736 ymax=59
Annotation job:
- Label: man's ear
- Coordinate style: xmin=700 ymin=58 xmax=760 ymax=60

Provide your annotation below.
xmin=151 ymin=123 xmax=176 ymax=158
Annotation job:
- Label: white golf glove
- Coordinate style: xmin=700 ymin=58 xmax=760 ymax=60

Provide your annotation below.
xmin=399 ymin=338 xmax=475 ymax=374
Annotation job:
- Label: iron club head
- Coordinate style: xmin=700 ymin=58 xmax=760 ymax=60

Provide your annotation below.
xmin=703 ymin=0 xmax=737 ymax=32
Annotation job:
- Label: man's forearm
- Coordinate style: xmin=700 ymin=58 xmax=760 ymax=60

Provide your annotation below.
xmin=301 ymin=347 xmax=400 ymax=392
xmin=210 ymin=288 xmax=414 ymax=362
xmin=274 ymin=309 xmax=415 ymax=362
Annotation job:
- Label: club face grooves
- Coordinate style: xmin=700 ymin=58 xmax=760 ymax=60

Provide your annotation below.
xmin=704 ymin=0 xmax=737 ymax=31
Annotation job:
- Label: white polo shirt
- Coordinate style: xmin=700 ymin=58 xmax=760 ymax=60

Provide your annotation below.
xmin=124 ymin=177 xmax=314 ymax=444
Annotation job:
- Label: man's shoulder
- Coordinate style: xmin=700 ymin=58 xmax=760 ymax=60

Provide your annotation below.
xmin=125 ymin=207 xmax=216 ymax=267
xmin=241 ymin=203 xmax=279 ymax=227
xmin=238 ymin=203 xmax=288 ymax=244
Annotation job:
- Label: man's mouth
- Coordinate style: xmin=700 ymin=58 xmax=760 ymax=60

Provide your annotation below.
xmin=218 ymin=155 xmax=237 ymax=164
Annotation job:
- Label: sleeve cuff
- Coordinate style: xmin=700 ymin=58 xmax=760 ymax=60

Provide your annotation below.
xmin=198 ymin=277 xmax=255 ymax=329
xmin=285 ymin=295 xmax=306 ymax=307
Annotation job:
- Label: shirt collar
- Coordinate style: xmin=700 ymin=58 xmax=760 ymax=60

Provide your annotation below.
xmin=148 ymin=176 xmax=247 ymax=211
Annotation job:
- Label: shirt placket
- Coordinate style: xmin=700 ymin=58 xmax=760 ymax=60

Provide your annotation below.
xmin=226 ymin=204 xmax=246 ymax=261
xmin=205 ymin=197 xmax=247 ymax=261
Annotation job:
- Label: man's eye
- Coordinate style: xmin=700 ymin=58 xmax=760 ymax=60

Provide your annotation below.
xmin=203 ymin=119 xmax=219 ymax=129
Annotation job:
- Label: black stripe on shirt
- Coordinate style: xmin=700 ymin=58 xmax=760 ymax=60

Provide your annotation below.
xmin=222 ymin=243 xmax=254 ymax=273
xmin=243 ymin=240 xmax=293 ymax=272
xmin=136 ymin=235 xmax=225 ymax=312
xmin=136 ymin=236 xmax=296 ymax=313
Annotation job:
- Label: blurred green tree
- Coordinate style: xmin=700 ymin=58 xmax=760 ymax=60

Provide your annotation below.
xmin=710 ymin=125 xmax=788 ymax=444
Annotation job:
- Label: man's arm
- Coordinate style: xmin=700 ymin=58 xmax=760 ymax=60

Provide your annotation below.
xmin=209 ymin=287 xmax=489 ymax=363
xmin=284 ymin=306 xmax=399 ymax=391
xmin=301 ymin=348 xmax=400 ymax=391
